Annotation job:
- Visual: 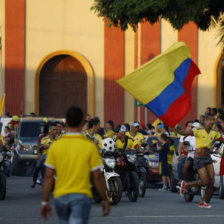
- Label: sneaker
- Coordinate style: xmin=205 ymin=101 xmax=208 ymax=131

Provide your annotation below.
xmin=158 ymin=186 xmax=168 ymax=192
xmin=198 ymin=201 xmax=212 ymax=208
xmin=30 ymin=183 xmax=35 ymax=188
xmin=180 ymin=180 xmax=186 ymax=196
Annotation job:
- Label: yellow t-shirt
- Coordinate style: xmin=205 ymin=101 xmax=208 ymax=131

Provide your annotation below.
xmin=126 ymin=132 xmax=144 ymax=146
xmin=167 ymin=145 xmax=175 ymax=164
xmin=41 ymin=136 xmax=55 ymax=155
xmin=193 ymin=128 xmax=221 ymax=148
xmin=45 ymin=133 xmax=103 ymax=199
xmin=115 ymin=137 xmax=136 ymax=151
xmin=83 ymin=131 xmax=102 ymax=149
xmin=105 ymin=130 xmax=115 ymax=138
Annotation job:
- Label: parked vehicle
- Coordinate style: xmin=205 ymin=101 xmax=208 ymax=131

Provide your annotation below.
xmin=0 ymin=152 xmax=6 ymax=200
xmin=116 ymin=149 xmax=139 ymax=202
xmin=11 ymin=117 xmax=64 ymax=176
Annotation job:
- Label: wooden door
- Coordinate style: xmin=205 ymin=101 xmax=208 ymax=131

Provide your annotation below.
xmin=39 ymin=55 xmax=87 ymax=117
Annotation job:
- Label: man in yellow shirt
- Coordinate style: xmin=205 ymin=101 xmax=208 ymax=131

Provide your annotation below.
xmin=126 ymin=122 xmax=145 ymax=146
xmin=31 ymin=123 xmax=57 ymax=188
xmin=83 ymin=117 xmax=103 ymax=149
xmin=115 ymin=125 xmax=137 ymax=151
xmin=40 ymin=106 xmax=110 ymax=223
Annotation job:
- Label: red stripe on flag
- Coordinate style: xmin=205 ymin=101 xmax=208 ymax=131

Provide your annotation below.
xmin=160 ymin=61 xmax=200 ymax=127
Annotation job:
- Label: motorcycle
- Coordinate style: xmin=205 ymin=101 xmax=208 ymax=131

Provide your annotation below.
xmin=136 ymin=144 xmax=150 ymax=197
xmin=92 ymin=138 xmax=122 ymax=205
xmin=0 ymin=152 xmax=7 ymax=200
xmin=102 ymin=150 xmax=123 ymax=205
xmin=116 ymin=149 xmax=139 ymax=202
xmin=183 ymin=162 xmax=200 ymax=202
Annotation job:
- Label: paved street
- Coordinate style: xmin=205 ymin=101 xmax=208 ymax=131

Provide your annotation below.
xmin=0 ymin=176 xmax=224 ymax=224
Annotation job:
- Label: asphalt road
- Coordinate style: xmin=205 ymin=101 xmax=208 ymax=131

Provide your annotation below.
xmin=0 ymin=176 xmax=224 ymax=224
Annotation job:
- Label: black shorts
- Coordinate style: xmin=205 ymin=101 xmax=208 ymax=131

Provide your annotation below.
xmin=168 ymin=164 xmax=172 ymax=176
xmin=159 ymin=161 xmax=168 ymax=176
xmin=194 ymin=156 xmax=213 ymax=170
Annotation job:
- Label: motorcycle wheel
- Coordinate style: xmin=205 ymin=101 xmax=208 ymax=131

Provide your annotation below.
xmin=219 ymin=176 xmax=224 ymax=199
xmin=107 ymin=176 xmax=123 ymax=206
xmin=139 ymin=173 xmax=147 ymax=197
xmin=170 ymin=172 xmax=178 ymax=193
xmin=184 ymin=192 xmax=194 ymax=202
xmin=200 ymin=186 xmax=213 ymax=203
xmin=127 ymin=172 xmax=139 ymax=202
xmin=0 ymin=173 xmax=6 ymax=200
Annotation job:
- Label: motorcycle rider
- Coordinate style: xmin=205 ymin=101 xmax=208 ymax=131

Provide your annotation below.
xmin=174 ymin=114 xmax=224 ymax=208
xmin=182 ymin=122 xmax=200 ymax=182
xmin=0 ymin=139 xmax=11 ymax=178
xmin=177 ymin=121 xmax=193 ymax=181
xmin=126 ymin=122 xmax=144 ymax=146
xmin=31 ymin=123 xmax=57 ymax=188
xmin=115 ymin=125 xmax=137 ymax=152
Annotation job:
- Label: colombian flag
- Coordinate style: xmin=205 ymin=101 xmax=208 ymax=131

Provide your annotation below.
xmin=116 ymin=42 xmax=200 ymax=127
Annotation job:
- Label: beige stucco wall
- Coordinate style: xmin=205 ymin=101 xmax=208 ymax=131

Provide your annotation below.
xmin=161 ymin=19 xmax=178 ymax=52
xmin=124 ymin=27 xmax=135 ymax=123
xmin=197 ymin=28 xmax=222 ymax=117
xmin=0 ymin=0 xmax=5 ymax=98
xmin=25 ymin=0 xmax=104 ymax=120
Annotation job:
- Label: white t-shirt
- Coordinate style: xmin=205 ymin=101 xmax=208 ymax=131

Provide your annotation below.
xmin=179 ymin=135 xmax=196 ymax=159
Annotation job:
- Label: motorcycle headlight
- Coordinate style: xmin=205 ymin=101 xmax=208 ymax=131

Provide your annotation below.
xmin=0 ymin=153 xmax=3 ymax=163
xmin=104 ymin=158 xmax=116 ymax=168
xmin=127 ymin=154 xmax=137 ymax=164
xmin=149 ymin=161 xmax=159 ymax=167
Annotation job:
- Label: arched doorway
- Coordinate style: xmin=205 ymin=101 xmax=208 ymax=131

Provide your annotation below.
xmin=216 ymin=53 xmax=224 ymax=108
xmin=38 ymin=54 xmax=88 ymax=117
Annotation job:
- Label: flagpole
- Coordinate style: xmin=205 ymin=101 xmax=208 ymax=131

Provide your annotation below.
xmin=0 ymin=27 xmax=4 ymax=116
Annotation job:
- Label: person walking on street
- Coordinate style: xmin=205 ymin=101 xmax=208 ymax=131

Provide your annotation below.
xmin=40 ymin=106 xmax=110 ymax=223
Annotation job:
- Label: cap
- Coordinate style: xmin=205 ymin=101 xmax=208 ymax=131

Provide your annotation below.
xmin=157 ymin=123 xmax=164 ymax=129
xmin=192 ymin=122 xmax=200 ymax=128
xmin=115 ymin=125 xmax=126 ymax=133
xmin=140 ymin=122 xmax=145 ymax=128
xmin=131 ymin=122 xmax=140 ymax=127
xmin=12 ymin=115 xmax=19 ymax=122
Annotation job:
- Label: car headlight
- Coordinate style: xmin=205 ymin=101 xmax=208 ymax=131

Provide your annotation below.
xmin=104 ymin=158 xmax=116 ymax=168
xmin=0 ymin=153 xmax=3 ymax=163
xmin=149 ymin=161 xmax=159 ymax=167
xmin=127 ymin=154 xmax=137 ymax=164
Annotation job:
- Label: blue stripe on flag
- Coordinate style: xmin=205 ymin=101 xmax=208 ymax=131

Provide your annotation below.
xmin=145 ymin=58 xmax=192 ymax=117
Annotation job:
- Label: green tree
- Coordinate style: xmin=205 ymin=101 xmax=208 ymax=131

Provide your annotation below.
xmin=91 ymin=0 xmax=224 ymax=31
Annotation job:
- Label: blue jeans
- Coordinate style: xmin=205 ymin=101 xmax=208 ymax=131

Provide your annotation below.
xmin=177 ymin=156 xmax=186 ymax=180
xmin=55 ymin=194 xmax=92 ymax=224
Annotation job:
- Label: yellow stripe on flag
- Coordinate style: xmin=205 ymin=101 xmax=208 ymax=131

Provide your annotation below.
xmin=0 ymin=93 xmax=5 ymax=116
xmin=116 ymin=42 xmax=191 ymax=105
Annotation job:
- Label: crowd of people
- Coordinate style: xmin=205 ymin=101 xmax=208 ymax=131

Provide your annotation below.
xmin=1 ymin=106 xmax=224 ymax=222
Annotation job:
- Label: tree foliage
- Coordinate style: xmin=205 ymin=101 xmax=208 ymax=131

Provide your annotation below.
xmin=91 ymin=0 xmax=224 ymax=31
